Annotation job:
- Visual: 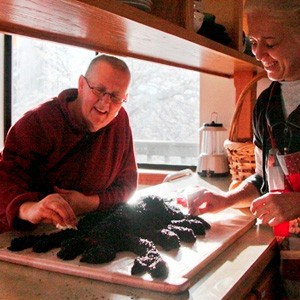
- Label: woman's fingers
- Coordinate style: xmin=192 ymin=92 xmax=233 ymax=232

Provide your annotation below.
xmin=250 ymin=196 xmax=266 ymax=214
xmin=250 ymin=192 xmax=286 ymax=225
xmin=187 ymin=189 xmax=206 ymax=215
xmin=188 ymin=189 xmax=226 ymax=215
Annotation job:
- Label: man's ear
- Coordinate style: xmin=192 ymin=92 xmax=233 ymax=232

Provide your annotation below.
xmin=78 ymin=75 xmax=85 ymax=92
xmin=124 ymin=93 xmax=129 ymax=102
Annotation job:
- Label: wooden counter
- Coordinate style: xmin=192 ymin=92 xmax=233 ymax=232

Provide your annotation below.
xmin=0 ymin=174 xmax=279 ymax=299
xmin=0 ymin=226 xmax=277 ymax=299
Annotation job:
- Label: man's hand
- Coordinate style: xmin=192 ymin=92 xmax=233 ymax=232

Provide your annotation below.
xmin=54 ymin=187 xmax=100 ymax=215
xmin=18 ymin=194 xmax=77 ymax=228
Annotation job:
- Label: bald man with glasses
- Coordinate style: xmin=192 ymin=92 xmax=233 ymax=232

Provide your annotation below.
xmin=0 ymin=54 xmax=137 ymax=232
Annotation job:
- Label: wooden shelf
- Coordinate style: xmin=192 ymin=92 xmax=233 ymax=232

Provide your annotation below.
xmin=0 ymin=0 xmax=262 ymax=78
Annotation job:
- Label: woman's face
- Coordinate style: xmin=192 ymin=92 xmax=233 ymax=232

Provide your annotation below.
xmin=248 ymin=12 xmax=300 ymax=81
xmin=77 ymin=61 xmax=130 ymax=132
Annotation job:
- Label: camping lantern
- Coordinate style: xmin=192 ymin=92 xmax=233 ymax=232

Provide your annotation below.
xmin=196 ymin=113 xmax=229 ymax=177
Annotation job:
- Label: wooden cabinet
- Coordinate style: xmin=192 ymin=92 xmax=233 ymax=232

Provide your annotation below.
xmin=245 ymin=260 xmax=284 ymax=299
xmin=0 ymin=0 xmax=262 ymax=79
xmin=146 ymin=0 xmax=245 ymax=52
xmin=0 ymin=0 xmax=263 ymax=141
xmin=150 ymin=0 xmax=194 ymax=29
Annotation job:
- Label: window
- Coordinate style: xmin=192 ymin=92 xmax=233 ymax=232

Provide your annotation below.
xmin=11 ymin=36 xmax=95 ymax=123
xmin=9 ymin=35 xmax=200 ymax=168
xmin=124 ymin=59 xmax=200 ymax=167
xmin=0 ymin=35 xmax=4 ymax=149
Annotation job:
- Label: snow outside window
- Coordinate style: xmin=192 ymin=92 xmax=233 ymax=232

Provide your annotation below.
xmin=11 ymin=36 xmax=200 ymax=167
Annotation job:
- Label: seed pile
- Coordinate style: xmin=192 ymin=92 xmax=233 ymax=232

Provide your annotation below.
xmin=8 ymin=195 xmax=210 ymax=278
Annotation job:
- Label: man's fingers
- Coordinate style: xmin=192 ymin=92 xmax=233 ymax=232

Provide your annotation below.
xmin=42 ymin=196 xmax=77 ymax=227
xmin=41 ymin=208 xmax=66 ymax=227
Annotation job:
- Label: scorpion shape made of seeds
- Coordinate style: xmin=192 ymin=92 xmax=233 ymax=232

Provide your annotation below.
xmin=8 ymin=195 xmax=210 ymax=278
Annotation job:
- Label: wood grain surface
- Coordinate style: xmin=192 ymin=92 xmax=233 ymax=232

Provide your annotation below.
xmin=0 ymin=209 xmax=255 ymax=294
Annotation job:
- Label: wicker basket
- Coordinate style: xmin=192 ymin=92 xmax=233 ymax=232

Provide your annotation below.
xmin=224 ymin=72 xmax=267 ymax=184
xmin=224 ymin=140 xmax=256 ymax=181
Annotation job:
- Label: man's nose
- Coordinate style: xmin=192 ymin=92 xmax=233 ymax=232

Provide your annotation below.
xmin=98 ymin=92 xmax=112 ymax=103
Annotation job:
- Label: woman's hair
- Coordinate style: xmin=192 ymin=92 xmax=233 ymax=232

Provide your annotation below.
xmin=244 ymin=0 xmax=300 ymax=32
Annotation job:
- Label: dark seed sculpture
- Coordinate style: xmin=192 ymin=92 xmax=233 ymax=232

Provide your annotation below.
xmin=8 ymin=195 xmax=210 ymax=278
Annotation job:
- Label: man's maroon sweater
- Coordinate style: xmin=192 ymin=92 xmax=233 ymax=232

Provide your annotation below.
xmin=0 ymin=89 xmax=137 ymax=232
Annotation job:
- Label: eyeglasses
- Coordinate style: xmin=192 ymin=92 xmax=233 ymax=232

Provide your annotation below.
xmin=83 ymin=76 xmax=127 ymax=104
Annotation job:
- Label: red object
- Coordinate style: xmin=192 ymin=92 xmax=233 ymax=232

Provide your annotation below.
xmin=273 ymin=173 xmax=300 ymax=237
xmin=287 ymin=173 xmax=300 ymax=192
xmin=274 ymin=153 xmax=300 ymax=237
xmin=272 ymin=178 xmax=291 ymax=238
xmin=176 ymin=196 xmax=187 ymax=207
xmin=273 ymin=221 xmax=289 ymax=237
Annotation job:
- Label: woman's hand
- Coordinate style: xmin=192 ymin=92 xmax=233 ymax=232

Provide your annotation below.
xmin=54 ymin=187 xmax=99 ymax=215
xmin=18 ymin=194 xmax=77 ymax=228
xmin=188 ymin=182 xmax=259 ymax=216
xmin=188 ymin=188 xmax=228 ymax=215
xmin=250 ymin=192 xmax=300 ymax=226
